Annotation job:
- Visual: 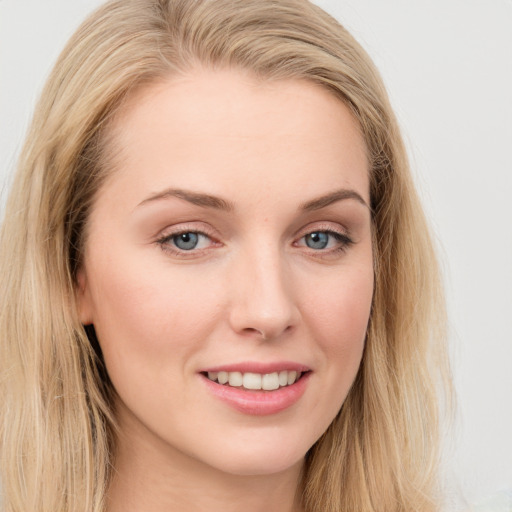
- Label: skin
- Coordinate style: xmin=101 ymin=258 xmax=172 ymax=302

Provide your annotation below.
xmin=77 ymin=68 xmax=374 ymax=512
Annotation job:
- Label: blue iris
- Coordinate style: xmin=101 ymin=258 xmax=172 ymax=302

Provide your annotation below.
xmin=173 ymin=232 xmax=199 ymax=250
xmin=305 ymin=232 xmax=329 ymax=249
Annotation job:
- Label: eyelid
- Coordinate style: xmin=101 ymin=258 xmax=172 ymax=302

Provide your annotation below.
xmin=155 ymin=218 xmax=222 ymax=238
xmin=294 ymin=221 xmax=352 ymax=241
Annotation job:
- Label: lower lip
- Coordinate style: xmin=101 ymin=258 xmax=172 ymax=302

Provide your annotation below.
xmin=200 ymin=372 xmax=311 ymax=416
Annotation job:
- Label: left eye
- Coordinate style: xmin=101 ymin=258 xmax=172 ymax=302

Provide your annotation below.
xmin=304 ymin=232 xmax=330 ymax=249
xmin=170 ymin=232 xmax=211 ymax=251
xmin=299 ymin=231 xmax=349 ymax=250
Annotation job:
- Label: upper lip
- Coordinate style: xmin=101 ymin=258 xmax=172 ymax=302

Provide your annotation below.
xmin=199 ymin=361 xmax=311 ymax=374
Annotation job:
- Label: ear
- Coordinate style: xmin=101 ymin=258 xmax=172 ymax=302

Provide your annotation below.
xmin=76 ymin=267 xmax=94 ymax=325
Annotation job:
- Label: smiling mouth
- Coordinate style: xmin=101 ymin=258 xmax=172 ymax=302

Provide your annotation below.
xmin=203 ymin=370 xmax=307 ymax=391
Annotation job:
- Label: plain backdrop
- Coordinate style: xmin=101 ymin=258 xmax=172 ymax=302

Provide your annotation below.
xmin=1 ymin=0 xmax=511 ymax=506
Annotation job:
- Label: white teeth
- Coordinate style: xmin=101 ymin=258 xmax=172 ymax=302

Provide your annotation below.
xmin=206 ymin=369 xmax=303 ymax=390
xmin=262 ymin=372 xmax=279 ymax=390
xmin=287 ymin=371 xmax=297 ymax=385
xmin=228 ymin=371 xmax=243 ymax=387
xmin=243 ymin=372 xmax=262 ymax=390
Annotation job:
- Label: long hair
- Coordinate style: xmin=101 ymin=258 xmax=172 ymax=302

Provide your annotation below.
xmin=0 ymin=1 xmax=451 ymax=510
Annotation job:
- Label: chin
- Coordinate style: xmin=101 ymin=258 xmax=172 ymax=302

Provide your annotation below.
xmin=195 ymin=431 xmax=310 ymax=477
xmin=212 ymin=452 xmax=305 ymax=477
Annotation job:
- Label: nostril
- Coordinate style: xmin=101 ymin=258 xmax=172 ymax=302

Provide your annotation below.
xmin=242 ymin=327 xmax=268 ymax=339
xmin=241 ymin=324 xmax=294 ymax=341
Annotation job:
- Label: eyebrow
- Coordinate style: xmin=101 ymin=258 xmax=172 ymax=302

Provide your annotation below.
xmin=137 ymin=188 xmax=234 ymax=211
xmin=137 ymin=186 xmax=369 ymax=212
xmin=299 ymin=189 xmax=369 ymax=211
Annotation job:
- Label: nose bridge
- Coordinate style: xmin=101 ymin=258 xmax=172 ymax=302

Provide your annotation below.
xmin=229 ymin=239 xmax=298 ymax=339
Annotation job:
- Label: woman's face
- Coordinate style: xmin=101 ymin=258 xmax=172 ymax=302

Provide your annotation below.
xmin=78 ymin=68 xmax=373 ymax=477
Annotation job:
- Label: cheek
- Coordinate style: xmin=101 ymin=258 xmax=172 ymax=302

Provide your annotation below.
xmin=85 ymin=255 xmax=221 ymax=381
xmin=302 ymin=263 xmax=373 ymax=394
xmin=306 ymin=262 xmax=373 ymax=344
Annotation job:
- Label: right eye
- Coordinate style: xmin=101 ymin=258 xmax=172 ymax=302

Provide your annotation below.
xmin=172 ymin=232 xmax=204 ymax=251
xmin=157 ymin=230 xmax=215 ymax=254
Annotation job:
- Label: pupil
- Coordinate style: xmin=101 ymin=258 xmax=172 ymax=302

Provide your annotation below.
xmin=174 ymin=232 xmax=199 ymax=250
xmin=306 ymin=232 xmax=328 ymax=249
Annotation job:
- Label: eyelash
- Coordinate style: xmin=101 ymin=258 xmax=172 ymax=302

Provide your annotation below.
xmin=155 ymin=226 xmax=353 ymax=258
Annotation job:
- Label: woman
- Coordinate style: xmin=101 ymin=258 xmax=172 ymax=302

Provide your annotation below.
xmin=0 ymin=1 xmax=450 ymax=511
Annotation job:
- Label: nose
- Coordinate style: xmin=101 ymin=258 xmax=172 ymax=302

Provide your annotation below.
xmin=228 ymin=245 xmax=299 ymax=341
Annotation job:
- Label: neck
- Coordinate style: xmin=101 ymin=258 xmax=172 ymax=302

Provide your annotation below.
xmin=106 ymin=412 xmax=305 ymax=512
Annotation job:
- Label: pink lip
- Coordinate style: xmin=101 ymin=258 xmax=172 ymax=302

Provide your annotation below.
xmin=200 ymin=361 xmax=311 ymax=374
xmin=199 ymin=368 xmax=311 ymax=416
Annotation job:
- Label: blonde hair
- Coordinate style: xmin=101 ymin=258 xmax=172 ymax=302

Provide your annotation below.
xmin=0 ymin=1 xmax=451 ymax=510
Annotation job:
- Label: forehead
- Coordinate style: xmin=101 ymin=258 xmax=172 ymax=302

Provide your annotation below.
xmin=100 ymin=67 xmax=369 ymax=207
